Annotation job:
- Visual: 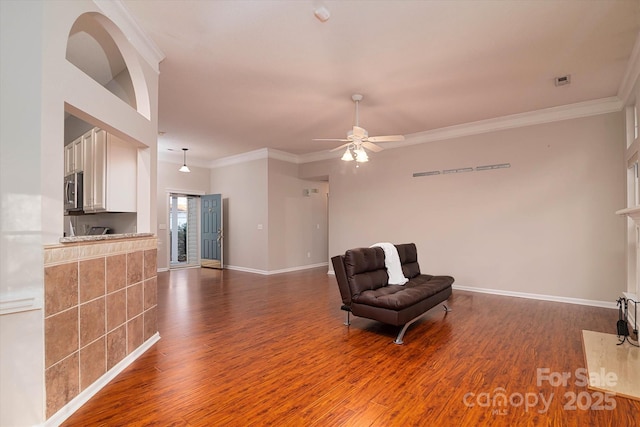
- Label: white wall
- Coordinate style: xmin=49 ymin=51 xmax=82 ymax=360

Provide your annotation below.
xmin=267 ymin=159 xmax=328 ymax=271
xmin=302 ymin=112 xmax=626 ymax=303
xmin=210 ymin=158 xmax=269 ymax=271
xmin=0 ymin=1 xmax=160 ymax=425
xmin=156 ymin=160 xmax=211 ymax=271
xmin=0 ymin=3 xmax=46 ymax=425
xmin=209 ymin=155 xmax=330 ymax=273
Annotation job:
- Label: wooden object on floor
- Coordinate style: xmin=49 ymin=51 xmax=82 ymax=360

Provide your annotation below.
xmin=582 ymin=330 xmax=640 ymax=401
xmin=200 ymin=259 xmax=221 ymax=269
xmin=62 ymin=267 xmax=640 ymax=426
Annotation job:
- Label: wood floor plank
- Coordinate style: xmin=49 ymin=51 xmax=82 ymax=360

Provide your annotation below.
xmin=61 ymin=267 xmax=640 ymax=426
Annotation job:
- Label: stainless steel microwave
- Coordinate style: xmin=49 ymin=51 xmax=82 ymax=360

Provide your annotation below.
xmin=64 ymin=172 xmax=83 ymax=213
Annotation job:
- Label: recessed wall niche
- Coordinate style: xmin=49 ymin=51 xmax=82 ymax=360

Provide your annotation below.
xmin=66 ymin=13 xmax=137 ymax=110
xmin=63 ymin=113 xmax=138 ymax=237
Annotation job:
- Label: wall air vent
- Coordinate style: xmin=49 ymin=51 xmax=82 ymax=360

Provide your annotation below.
xmin=413 ymin=171 xmax=441 ymax=177
xmin=476 ymin=163 xmax=511 ymax=171
xmin=443 ymin=167 xmax=473 ymax=174
xmin=554 ymin=75 xmax=571 ymax=87
xmin=413 ymin=163 xmax=511 ymax=178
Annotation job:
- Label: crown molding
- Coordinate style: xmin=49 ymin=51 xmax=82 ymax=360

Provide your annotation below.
xmin=158 ymin=151 xmax=211 ymax=169
xmin=297 ymin=97 xmax=624 ymax=162
xmin=209 ymin=148 xmax=269 ymax=169
xmin=618 ymin=30 xmax=640 ymax=105
xmin=209 ymin=148 xmax=306 ymax=169
xmin=205 ymin=96 xmax=624 ymax=168
xmin=93 ymin=0 xmax=165 ymax=73
xmin=390 ymin=96 xmax=623 ymax=150
xmin=266 ymin=149 xmax=300 ymax=164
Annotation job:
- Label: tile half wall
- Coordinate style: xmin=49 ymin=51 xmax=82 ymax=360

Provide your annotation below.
xmin=43 ymin=237 xmax=158 ymax=419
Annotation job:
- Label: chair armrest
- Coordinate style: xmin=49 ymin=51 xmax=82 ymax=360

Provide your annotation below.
xmin=331 ymin=255 xmax=352 ymax=306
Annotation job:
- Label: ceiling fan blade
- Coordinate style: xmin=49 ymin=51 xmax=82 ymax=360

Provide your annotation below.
xmin=367 ymin=135 xmax=405 ymax=143
xmin=362 ymin=141 xmax=384 ymax=153
xmin=313 ymin=138 xmax=350 ymax=142
xmin=329 ymin=142 xmax=352 ymax=152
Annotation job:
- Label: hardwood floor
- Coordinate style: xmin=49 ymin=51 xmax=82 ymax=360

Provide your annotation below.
xmin=62 ymin=267 xmax=639 ymax=426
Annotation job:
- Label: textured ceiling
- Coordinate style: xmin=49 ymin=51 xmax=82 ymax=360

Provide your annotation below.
xmin=122 ymin=0 xmax=640 ymax=166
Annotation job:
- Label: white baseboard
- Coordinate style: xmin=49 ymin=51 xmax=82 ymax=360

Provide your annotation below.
xmin=452 ymin=285 xmax=617 ymax=309
xmin=157 ymin=267 xmax=169 ymax=273
xmin=43 ymin=333 xmax=161 ymax=427
xmin=225 ymin=262 xmax=328 ymax=276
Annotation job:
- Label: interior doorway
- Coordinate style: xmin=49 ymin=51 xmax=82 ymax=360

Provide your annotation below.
xmin=169 ymin=194 xmax=199 ymax=268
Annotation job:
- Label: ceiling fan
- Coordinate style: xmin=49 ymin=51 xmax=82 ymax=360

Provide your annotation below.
xmin=313 ymin=94 xmax=405 ymax=162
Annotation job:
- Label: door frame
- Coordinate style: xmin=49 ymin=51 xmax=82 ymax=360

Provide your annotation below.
xmin=165 ymin=188 xmax=205 ymax=270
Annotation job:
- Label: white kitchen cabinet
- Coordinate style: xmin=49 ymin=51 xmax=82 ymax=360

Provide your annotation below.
xmin=64 ymin=143 xmax=74 ymax=176
xmin=83 ymin=128 xmax=137 ymax=213
xmin=73 ymin=137 xmax=83 ymax=173
xmin=64 ymin=136 xmax=83 ymax=175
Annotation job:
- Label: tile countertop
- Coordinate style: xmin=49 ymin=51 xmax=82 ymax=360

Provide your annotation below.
xmin=58 ymin=232 xmax=155 ymax=244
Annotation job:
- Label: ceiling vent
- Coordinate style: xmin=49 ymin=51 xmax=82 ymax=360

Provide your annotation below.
xmin=554 ymin=75 xmax=571 ymax=87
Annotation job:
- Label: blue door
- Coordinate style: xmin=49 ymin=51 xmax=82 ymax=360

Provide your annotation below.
xmin=201 ymin=194 xmax=222 ymax=268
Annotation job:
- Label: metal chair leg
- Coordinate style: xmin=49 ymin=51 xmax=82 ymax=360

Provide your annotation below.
xmin=394 ymin=304 xmax=452 ymax=345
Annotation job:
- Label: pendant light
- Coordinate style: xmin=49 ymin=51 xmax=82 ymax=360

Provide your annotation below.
xmin=179 ymin=148 xmax=191 ymax=173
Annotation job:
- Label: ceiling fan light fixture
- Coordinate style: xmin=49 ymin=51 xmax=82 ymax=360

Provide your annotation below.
xmin=341 ymin=147 xmax=354 ymax=161
xmin=316 ymin=93 xmax=403 ymax=164
xmin=179 ymin=148 xmax=191 ymax=173
xmin=354 ymin=147 xmax=369 ymax=162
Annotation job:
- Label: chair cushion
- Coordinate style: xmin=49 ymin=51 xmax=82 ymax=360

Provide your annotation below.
xmin=344 ymin=247 xmax=388 ymax=296
xmin=353 ymin=275 xmax=454 ymax=310
xmin=396 ymin=243 xmax=421 ymax=279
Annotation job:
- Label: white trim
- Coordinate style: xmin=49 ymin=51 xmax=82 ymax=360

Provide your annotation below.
xmin=225 ymin=262 xmax=328 ymax=276
xmin=267 ymin=262 xmax=329 ymax=275
xmin=616 ymin=206 xmax=640 ymax=225
xmin=158 ymin=155 xmax=212 ymax=169
xmin=208 ymin=148 xmax=300 ymax=169
xmin=0 ymin=293 xmax=41 ymax=315
xmin=43 ymin=333 xmax=161 ymax=427
xmin=169 ymin=264 xmax=201 ymax=271
xmin=203 ymin=96 xmax=624 ymax=167
xmin=209 ymin=148 xmax=270 ymax=169
xmin=166 ymin=188 xmax=206 ymax=196
xmin=267 ymin=149 xmax=300 ymax=164
xmin=224 ymin=265 xmax=268 ymax=275
xmin=157 ymin=267 xmax=169 ymax=273
xmin=452 ymin=285 xmax=617 ymax=309
xmin=394 ymin=97 xmax=623 ymax=150
xmin=94 ymin=0 xmax=165 ymax=72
